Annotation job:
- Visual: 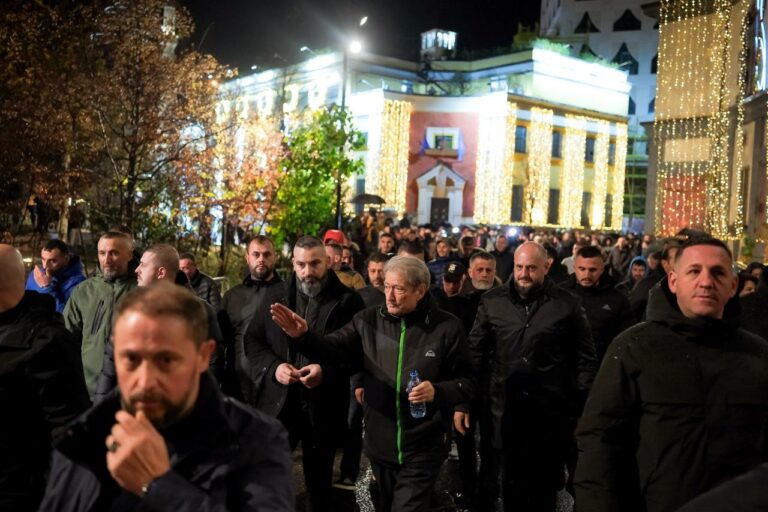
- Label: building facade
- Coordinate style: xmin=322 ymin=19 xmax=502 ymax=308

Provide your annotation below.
xmin=220 ymin=31 xmax=630 ymax=229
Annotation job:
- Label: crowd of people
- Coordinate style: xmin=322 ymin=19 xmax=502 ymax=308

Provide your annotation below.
xmin=3 ymin=216 xmax=768 ymax=512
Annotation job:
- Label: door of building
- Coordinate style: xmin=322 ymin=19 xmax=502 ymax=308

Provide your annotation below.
xmin=430 ymin=198 xmax=449 ymax=225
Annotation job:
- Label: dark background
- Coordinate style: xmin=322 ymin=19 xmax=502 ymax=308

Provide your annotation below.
xmin=184 ymin=0 xmax=542 ymax=71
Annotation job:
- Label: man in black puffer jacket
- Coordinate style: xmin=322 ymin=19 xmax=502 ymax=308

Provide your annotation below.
xmin=0 ymin=245 xmax=90 ymax=511
xmin=467 ymin=241 xmax=596 ymax=511
xmin=575 ymin=237 xmax=768 ymax=512
xmin=560 ymin=245 xmax=635 ymax=363
xmin=270 ymin=256 xmax=474 ymax=512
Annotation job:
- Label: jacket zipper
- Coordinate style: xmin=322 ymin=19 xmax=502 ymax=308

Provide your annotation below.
xmin=395 ymin=318 xmax=406 ymax=464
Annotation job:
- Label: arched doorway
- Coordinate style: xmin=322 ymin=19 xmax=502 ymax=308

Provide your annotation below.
xmin=415 ymin=163 xmax=466 ymax=226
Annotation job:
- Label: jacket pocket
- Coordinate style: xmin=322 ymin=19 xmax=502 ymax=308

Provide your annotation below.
xmin=89 ymin=299 xmax=106 ymax=337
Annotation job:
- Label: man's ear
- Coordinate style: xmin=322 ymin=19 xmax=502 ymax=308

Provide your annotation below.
xmin=198 ymin=339 xmax=215 ymax=371
xmin=668 ymin=270 xmax=678 ymax=294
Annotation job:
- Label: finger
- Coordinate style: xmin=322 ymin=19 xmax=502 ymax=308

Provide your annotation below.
xmin=115 ymin=410 xmax=139 ymax=430
xmin=464 ymin=414 xmax=470 ymax=429
xmin=135 ymin=410 xmax=154 ymax=430
xmin=110 ymin=423 xmax=128 ymax=442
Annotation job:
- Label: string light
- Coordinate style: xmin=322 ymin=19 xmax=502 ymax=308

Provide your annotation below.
xmin=611 ymin=123 xmax=629 ymax=230
xmin=559 ymin=114 xmax=586 ymax=227
xmin=369 ymin=99 xmax=411 ymax=213
xmin=590 ymin=119 xmax=610 ymax=229
xmin=525 ymin=107 xmax=553 ymax=225
xmin=474 ymin=102 xmax=517 ymax=224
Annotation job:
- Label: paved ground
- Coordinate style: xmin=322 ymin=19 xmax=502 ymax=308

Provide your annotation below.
xmin=292 ymin=449 xmax=574 ymax=511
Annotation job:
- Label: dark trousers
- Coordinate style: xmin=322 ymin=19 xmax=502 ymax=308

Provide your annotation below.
xmin=370 ymin=457 xmax=444 ymax=512
xmin=339 ymin=383 xmax=363 ymax=480
xmin=279 ymin=403 xmax=336 ymax=512
xmin=501 ymin=396 xmax=570 ymax=512
xmin=456 ymin=407 xmax=502 ymax=510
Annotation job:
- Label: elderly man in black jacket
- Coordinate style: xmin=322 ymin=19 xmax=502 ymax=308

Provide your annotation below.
xmin=0 ymin=245 xmax=90 ymax=511
xmin=271 ymin=255 xmax=474 ymax=512
xmin=244 ymin=235 xmax=364 ymax=511
xmin=39 ymin=283 xmax=293 ymax=511
xmin=575 ymin=236 xmax=768 ymax=512
xmin=466 ymin=241 xmax=597 ymax=512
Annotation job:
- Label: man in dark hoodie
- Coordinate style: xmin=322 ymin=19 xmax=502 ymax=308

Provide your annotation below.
xmin=616 ymin=255 xmax=648 ymax=297
xmin=0 ymin=244 xmax=90 ymax=511
xmin=575 ymin=236 xmax=768 ymax=512
xmin=629 ymin=241 xmax=680 ymax=321
xmin=561 ymin=246 xmax=635 ymax=363
xmin=25 ymin=239 xmax=86 ymax=313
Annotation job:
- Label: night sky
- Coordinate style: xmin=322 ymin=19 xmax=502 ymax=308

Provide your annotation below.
xmin=184 ymin=0 xmax=542 ymax=72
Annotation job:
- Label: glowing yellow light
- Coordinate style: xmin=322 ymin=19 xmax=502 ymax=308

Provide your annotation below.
xmin=525 ymin=107 xmax=553 ymax=225
xmin=611 ymin=123 xmax=629 ymax=230
xmin=474 ymin=102 xmax=517 ymax=224
xmin=559 ymin=114 xmax=586 ymax=227
xmin=590 ymin=119 xmax=610 ymax=229
xmin=369 ymin=99 xmax=411 ymax=213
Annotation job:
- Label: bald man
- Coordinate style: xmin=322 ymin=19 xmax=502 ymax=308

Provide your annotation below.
xmin=466 ymin=241 xmax=597 ymax=511
xmin=63 ymin=232 xmax=138 ymax=399
xmin=0 ymin=245 xmax=90 ymax=510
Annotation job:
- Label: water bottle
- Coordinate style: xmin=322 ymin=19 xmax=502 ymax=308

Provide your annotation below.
xmin=407 ymin=369 xmax=427 ymax=418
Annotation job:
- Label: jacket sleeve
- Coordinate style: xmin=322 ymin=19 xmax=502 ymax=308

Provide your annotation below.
xmin=94 ymin=339 xmax=116 ymax=402
xmin=29 ymin=326 xmax=91 ymax=438
xmin=292 ymin=318 xmax=365 ymax=373
xmin=572 ymin=298 xmax=598 ymax=397
xmin=466 ymin=297 xmax=492 ymax=380
xmin=676 ymin=463 xmax=768 ymax=512
xmin=142 ymin=420 xmax=293 ymax=512
xmin=574 ymin=337 xmax=641 ymax=511
xmin=206 ymin=277 xmax=223 ymax=311
xmin=243 ymin=306 xmax=287 ymax=385
xmin=432 ymin=319 xmax=475 ymax=409
xmin=62 ymin=286 xmax=84 ymax=346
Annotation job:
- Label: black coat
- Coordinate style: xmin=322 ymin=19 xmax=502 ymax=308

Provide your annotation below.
xmin=39 ymin=373 xmax=293 ymax=512
xmin=0 ymin=291 xmax=90 ymax=511
xmin=740 ymin=283 xmax=768 ymax=342
xmin=243 ymin=270 xmax=364 ymax=433
xmin=292 ymin=298 xmax=474 ymax=465
xmin=560 ymin=273 xmax=635 ymax=362
xmin=358 ymin=285 xmax=385 ymax=309
xmin=467 ymin=278 xmax=597 ymax=448
xmin=676 ymin=463 xmax=768 ymax=512
xmin=629 ymin=268 xmax=666 ymax=321
xmin=490 ymin=247 xmax=514 ymax=283
xmin=575 ymin=280 xmax=768 ymax=512
xmin=218 ymin=275 xmax=284 ymax=400
xmin=189 ymin=270 xmax=223 ymax=311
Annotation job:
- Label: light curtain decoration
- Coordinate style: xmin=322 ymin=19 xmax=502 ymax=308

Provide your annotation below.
xmin=369 ymin=99 xmax=411 ymax=213
xmin=590 ymin=119 xmax=610 ymax=229
xmin=525 ymin=107 xmax=553 ymax=225
xmin=559 ymin=114 xmax=587 ymax=227
xmin=654 ymin=0 xmax=750 ymax=237
xmin=474 ymin=102 xmax=517 ymax=224
xmin=610 ymin=123 xmax=629 ymax=230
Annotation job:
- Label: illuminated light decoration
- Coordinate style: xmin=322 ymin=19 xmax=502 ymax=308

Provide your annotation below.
xmin=369 ymin=99 xmax=411 ymax=213
xmin=524 ymin=107 xmax=553 ymax=225
xmin=611 ymin=123 xmax=629 ymax=230
xmin=282 ymin=84 xmax=301 ymax=113
xmin=590 ymin=119 xmax=610 ymax=229
xmin=474 ymin=101 xmax=517 ymax=224
xmin=558 ymin=114 xmax=587 ymax=227
xmin=654 ymin=0 xmax=750 ymax=237
xmin=306 ymin=81 xmax=326 ymax=110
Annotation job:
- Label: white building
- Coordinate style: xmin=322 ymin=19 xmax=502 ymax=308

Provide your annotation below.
xmin=540 ymin=0 xmax=659 ymax=229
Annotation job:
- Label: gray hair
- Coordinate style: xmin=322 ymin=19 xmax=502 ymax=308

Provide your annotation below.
xmin=384 ymin=256 xmax=431 ymax=288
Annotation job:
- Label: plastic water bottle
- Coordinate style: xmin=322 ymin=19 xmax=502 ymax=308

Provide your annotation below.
xmin=407 ymin=369 xmax=427 ymax=418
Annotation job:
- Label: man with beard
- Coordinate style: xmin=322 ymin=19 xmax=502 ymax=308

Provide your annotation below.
xmin=94 ymin=245 xmax=224 ymax=400
xmin=244 ymin=236 xmax=364 ymax=510
xmin=25 ymin=239 xmax=86 ymax=313
xmin=466 ymin=241 xmax=597 ymax=511
xmin=378 ymin=232 xmax=397 ymax=257
xmin=461 ymin=251 xmax=502 ymax=294
xmin=358 ymin=252 xmax=387 ymax=308
xmin=178 ymin=253 xmax=222 ymax=310
xmin=39 ymin=283 xmax=293 ymax=511
xmin=64 ymin=232 xmax=137 ymax=399
xmin=218 ymin=235 xmax=282 ymax=400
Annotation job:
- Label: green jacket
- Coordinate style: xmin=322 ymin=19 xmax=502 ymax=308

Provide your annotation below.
xmin=62 ymin=273 xmax=137 ymax=398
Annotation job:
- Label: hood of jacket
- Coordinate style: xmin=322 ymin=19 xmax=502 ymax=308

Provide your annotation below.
xmin=626 ymin=255 xmax=649 ymax=279
xmin=55 ymin=255 xmax=85 ymax=283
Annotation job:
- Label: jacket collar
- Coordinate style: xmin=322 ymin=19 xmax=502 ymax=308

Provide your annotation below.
xmin=243 ymin=272 xmax=282 ymax=289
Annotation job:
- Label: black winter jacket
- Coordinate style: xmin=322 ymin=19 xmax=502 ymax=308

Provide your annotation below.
xmin=575 ymin=280 xmax=768 ymax=512
xmin=676 ymin=463 xmax=768 ymax=512
xmin=218 ymin=275 xmax=284 ymax=400
xmin=292 ymin=298 xmax=474 ymax=465
xmin=189 ymin=270 xmax=223 ymax=310
xmin=39 ymin=373 xmax=293 ymax=512
xmin=243 ymin=271 xmax=364 ymax=433
xmin=740 ymin=283 xmax=768 ymax=342
xmin=0 ymin=292 xmax=90 ymax=511
xmin=467 ymin=278 xmax=597 ymax=448
xmin=560 ymin=273 xmax=635 ymax=362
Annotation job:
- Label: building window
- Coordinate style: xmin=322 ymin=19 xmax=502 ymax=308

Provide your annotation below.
xmin=548 ymin=189 xmax=560 ymax=225
xmin=612 ymin=43 xmax=639 ymax=75
xmin=489 ymin=75 xmax=508 ymax=91
xmin=515 ymin=125 xmax=527 ymax=153
xmin=585 ymin=137 xmax=596 ymax=163
xmin=648 ymin=97 xmax=656 ymax=113
xmin=609 ymin=142 xmax=616 ymax=165
xmin=552 ymin=131 xmax=562 ymax=158
xmin=575 ymin=12 xmax=600 ymax=33
xmin=651 ymin=54 xmax=658 ymax=74
xmin=628 ymin=96 xmax=636 ymax=115
xmin=613 ymin=9 xmax=642 ymax=31
xmin=511 ymin=185 xmax=524 ymax=222
xmin=424 ymin=127 xmax=461 ymax=157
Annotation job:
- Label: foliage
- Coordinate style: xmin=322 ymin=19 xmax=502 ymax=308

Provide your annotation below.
xmin=268 ymin=105 xmax=366 ymax=247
